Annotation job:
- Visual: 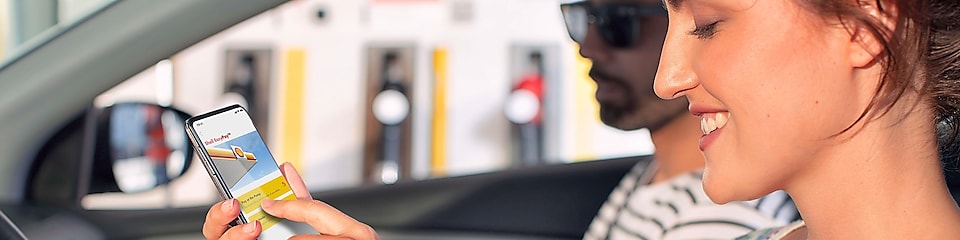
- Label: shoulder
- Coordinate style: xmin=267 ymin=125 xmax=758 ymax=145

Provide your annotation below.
xmin=735 ymin=221 xmax=806 ymax=240
xmin=669 ymin=173 xmax=799 ymax=224
xmin=656 ymin=173 xmax=799 ymax=239
xmin=746 ymin=190 xmax=801 ymax=225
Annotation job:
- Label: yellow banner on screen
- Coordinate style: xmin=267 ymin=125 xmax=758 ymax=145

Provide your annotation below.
xmin=247 ymin=192 xmax=297 ymax=230
xmin=237 ymin=175 xmax=295 ymax=213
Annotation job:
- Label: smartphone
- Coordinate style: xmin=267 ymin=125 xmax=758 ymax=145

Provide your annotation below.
xmin=185 ymin=104 xmax=296 ymax=238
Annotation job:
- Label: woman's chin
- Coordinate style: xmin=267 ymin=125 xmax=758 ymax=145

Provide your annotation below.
xmin=703 ymin=171 xmax=774 ymax=204
xmin=702 ymin=181 xmax=736 ymax=204
xmin=701 ymin=170 xmax=756 ymax=204
xmin=702 ymin=170 xmax=733 ymax=204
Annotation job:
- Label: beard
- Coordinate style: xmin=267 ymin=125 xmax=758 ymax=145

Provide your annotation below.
xmin=598 ymin=98 xmax=688 ymax=132
xmin=591 ymin=67 xmax=687 ymax=132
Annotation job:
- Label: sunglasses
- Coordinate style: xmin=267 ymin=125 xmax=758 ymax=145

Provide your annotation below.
xmin=560 ymin=1 xmax=667 ymax=49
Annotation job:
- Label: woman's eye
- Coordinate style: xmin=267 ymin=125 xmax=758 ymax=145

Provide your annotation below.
xmin=689 ymin=21 xmax=721 ymax=39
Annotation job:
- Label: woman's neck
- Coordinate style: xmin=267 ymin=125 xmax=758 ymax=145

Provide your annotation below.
xmin=786 ymin=104 xmax=960 ymax=239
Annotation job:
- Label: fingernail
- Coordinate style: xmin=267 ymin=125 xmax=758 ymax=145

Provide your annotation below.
xmin=221 ymin=199 xmax=234 ymax=212
xmin=261 ymin=199 xmax=275 ymax=208
xmin=243 ymin=221 xmax=259 ymax=234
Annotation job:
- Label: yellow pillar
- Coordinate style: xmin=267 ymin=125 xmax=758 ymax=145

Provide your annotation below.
xmin=430 ymin=48 xmax=448 ymax=176
xmin=280 ymin=48 xmax=305 ymax=168
xmin=573 ymin=44 xmax=597 ymax=161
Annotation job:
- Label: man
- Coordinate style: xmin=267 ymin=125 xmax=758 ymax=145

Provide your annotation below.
xmin=560 ymin=0 xmax=799 ymax=239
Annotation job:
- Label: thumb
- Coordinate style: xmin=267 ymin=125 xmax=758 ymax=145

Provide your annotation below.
xmin=261 ymin=199 xmax=377 ymax=239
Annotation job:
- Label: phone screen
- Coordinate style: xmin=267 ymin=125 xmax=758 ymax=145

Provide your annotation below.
xmin=186 ymin=105 xmax=296 ymax=238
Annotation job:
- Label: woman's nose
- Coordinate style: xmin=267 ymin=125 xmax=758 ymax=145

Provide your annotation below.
xmin=654 ymin=24 xmax=698 ymax=100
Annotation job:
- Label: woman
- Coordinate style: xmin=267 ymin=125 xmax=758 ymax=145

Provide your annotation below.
xmin=653 ymin=0 xmax=960 ymax=238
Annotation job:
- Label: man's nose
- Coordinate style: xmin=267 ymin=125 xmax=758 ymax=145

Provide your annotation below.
xmin=578 ymin=25 xmax=612 ymax=62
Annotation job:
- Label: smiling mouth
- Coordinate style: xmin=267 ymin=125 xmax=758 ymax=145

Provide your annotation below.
xmin=700 ymin=112 xmax=730 ymax=135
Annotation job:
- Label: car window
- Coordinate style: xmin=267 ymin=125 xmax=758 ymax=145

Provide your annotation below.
xmin=0 ymin=0 xmax=115 ymax=68
xmin=81 ymin=0 xmax=656 ymax=210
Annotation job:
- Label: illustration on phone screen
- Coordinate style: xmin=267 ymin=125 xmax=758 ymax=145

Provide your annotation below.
xmin=187 ymin=105 xmax=297 ymax=237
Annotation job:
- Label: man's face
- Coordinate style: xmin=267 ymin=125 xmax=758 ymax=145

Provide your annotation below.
xmin=573 ymin=0 xmax=688 ymax=131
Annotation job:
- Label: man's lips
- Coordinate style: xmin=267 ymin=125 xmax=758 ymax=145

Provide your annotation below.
xmin=589 ymin=67 xmax=629 ymax=103
xmin=594 ymin=80 xmax=620 ymax=103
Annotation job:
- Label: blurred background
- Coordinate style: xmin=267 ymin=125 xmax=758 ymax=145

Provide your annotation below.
xmin=0 ymin=0 xmax=655 ymax=210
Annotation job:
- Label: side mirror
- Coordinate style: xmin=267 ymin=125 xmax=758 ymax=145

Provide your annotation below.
xmin=92 ymin=103 xmax=193 ymax=193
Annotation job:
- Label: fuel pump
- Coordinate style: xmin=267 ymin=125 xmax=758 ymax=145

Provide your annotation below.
xmin=371 ymin=52 xmax=410 ymax=184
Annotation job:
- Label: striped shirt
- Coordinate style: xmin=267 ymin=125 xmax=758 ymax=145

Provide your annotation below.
xmin=735 ymin=221 xmax=806 ymax=240
xmin=583 ymin=160 xmax=800 ymax=240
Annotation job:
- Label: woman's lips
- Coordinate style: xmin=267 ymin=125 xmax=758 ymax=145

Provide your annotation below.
xmin=698 ymin=112 xmax=729 ymax=151
xmin=700 ymin=112 xmax=728 ymax=135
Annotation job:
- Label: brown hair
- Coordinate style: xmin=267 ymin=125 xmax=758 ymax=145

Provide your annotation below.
xmin=801 ymin=0 xmax=960 ymax=162
xmin=929 ymin=2 xmax=960 ymax=164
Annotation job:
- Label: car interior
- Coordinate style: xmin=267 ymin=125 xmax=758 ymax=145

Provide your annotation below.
xmin=21 ymin=101 xmax=648 ymax=239
xmin=0 ymin=0 xmax=959 ymax=239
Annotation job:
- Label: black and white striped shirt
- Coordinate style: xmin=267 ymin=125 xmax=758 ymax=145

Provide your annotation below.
xmin=584 ymin=160 xmax=800 ymax=240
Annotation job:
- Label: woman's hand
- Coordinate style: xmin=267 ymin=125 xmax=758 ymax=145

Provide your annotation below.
xmin=202 ymin=162 xmax=378 ymax=240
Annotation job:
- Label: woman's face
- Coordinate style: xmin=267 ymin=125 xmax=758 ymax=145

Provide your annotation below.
xmin=654 ymin=0 xmax=873 ymax=203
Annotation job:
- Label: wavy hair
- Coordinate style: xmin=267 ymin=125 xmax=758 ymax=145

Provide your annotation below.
xmin=801 ymin=0 xmax=960 ymax=164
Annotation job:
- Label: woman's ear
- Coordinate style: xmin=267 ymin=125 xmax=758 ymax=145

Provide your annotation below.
xmin=847 ymin=0 xmax=897 ymax=68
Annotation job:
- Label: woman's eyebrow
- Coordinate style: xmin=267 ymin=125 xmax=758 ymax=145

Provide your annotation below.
xmin=663 ymin=0 xmax=684 ymax=10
